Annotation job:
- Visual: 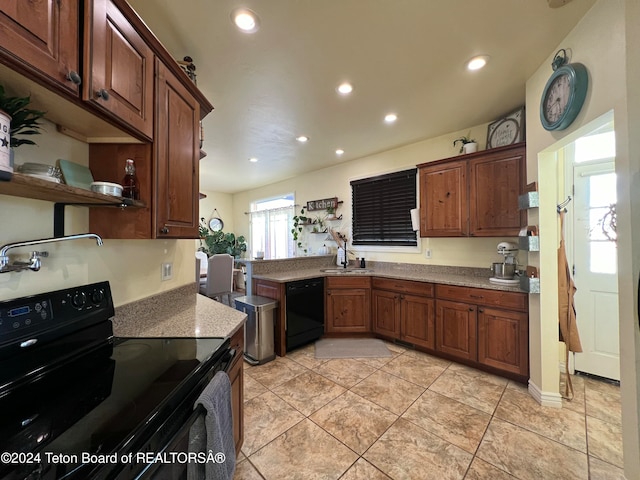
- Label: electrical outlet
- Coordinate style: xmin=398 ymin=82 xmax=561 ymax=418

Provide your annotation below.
xmin=161 ymin=262 xmax=173 ymax=281
xmin=425 ymin=248 xmax=432 ymax=259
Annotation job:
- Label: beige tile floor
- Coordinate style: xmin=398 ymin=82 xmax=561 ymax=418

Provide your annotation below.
xmin=234 ymin=341 xmax=625 ymax=480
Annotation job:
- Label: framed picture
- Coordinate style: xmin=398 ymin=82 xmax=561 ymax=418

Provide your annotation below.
xmin=486 ymin=106 xmax=525 ymax=149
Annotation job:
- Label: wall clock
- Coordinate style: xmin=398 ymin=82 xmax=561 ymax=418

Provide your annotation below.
xmin=209 ymin=217 xmax=224 ymax=231
xmin=539 ymin=49 xmax=588 ymax=131
xmin=486 ymin=106 xmax=525 ymax=149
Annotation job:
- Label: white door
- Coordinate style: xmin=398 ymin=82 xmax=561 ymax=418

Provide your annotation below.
xmin=572 ymin=161 xmax=619 ymax=380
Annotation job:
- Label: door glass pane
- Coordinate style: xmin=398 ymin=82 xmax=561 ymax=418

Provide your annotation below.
xmin=590 ymin=242 xmax=617 ymax=274
xmin=589 ymin=173 xmax=616 ymax=207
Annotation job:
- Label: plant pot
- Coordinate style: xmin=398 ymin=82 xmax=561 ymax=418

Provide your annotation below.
xmin=463 ymin=142 xmax=478 ymax=154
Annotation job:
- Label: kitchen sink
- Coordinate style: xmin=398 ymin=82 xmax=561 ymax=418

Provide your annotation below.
xmin=320 ymin=268 xmax=373 ymax=274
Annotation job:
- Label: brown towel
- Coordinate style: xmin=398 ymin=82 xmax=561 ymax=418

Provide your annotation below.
xmin=558 ymin=211 xmax=582 ymax=399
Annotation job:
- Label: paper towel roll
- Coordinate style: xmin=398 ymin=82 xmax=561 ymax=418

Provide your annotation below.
xmin=410 ymin=208 xmax=420 ymax=231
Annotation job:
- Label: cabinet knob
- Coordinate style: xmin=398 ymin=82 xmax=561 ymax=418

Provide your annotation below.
xmin=160 ymin=227 xmax=169 ymax=234
xmin=66 ymin=71 xmax=82 ymax=85
xmin=478 ymin=308 xmax=484 ymax=313
xmin=96 ymin=88 xmax=110 ymax=101
xmin=469 ymin=307 xmax=475 ymax=312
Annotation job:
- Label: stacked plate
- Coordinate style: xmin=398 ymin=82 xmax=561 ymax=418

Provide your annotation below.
xmin=17 ymin=162 xmax=63 ymax=183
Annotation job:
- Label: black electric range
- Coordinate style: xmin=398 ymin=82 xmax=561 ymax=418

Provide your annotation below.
xmin=0 ymin=282 xmax=233 ymax=480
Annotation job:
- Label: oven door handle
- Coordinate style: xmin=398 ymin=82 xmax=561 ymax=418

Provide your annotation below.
xmin=133 ymin=404 xmax=206 ymax=479
xmin=222 ymin=347 xmax=237 ymax=372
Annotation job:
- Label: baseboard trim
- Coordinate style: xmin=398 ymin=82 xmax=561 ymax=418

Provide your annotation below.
xmin=528 ymin=380 xmax=563 ymax=408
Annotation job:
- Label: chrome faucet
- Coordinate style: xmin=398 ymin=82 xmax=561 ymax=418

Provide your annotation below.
xmin=0 ymin=233 xmax=104 ymax=273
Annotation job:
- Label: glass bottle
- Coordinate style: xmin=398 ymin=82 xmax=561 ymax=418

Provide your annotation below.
xmin=121 ymin=158 xmax=140 ymax=200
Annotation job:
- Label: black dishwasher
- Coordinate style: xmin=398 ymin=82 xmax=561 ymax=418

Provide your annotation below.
xmin=286 ymin=277 xmax=324 ymax=351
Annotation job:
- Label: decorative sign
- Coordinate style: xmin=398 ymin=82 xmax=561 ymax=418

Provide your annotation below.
xmin=306 ymin=197 xmax=337 ymax=211
xmin=486 ymin=106 xmax=525 ymax=149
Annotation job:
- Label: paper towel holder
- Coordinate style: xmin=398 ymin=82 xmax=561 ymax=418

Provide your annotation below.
xmin=410 ymin=208 xmax=420 ymax=231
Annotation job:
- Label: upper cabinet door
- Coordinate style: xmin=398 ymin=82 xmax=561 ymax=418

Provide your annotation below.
xmin=0 ymin=0 xmax=80 ymax=94
xmin=419 ymin=160 xmax=468 ymax=237
xmin=84 ymin=0 xmax=154 ymax=139
xmin=469 ymin=145 xmax=526 ymax=236
xmin=155 ymin=60 xmax=200 ymax=239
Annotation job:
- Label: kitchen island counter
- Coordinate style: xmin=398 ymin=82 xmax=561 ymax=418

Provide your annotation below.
xmin=113 ymin=283 xmax=246 ymax=339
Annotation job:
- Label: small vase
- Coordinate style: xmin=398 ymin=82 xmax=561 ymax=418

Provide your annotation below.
xmin=463 ymin=142 xmax=478 ymax=154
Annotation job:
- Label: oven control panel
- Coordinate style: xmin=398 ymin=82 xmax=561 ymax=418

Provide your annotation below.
xmin=0 ymin=281 xmax=114 ymax=338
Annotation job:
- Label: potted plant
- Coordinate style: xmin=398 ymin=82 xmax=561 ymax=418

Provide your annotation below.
xmin=453 ymin=133 xmax=477 ymax=154
xmin=0 ymin=85 xmax=46 ymax=148
xmin=326 ymin=205 xmax=337 ymax=220
xmin=199 ymin=218 xmax=247 ymax=258
xmin=0 ymin=85 xmax=46 ymax=178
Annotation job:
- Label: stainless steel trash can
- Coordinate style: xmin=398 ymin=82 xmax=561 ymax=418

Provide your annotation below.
xmin=234 ymin=295 xmax=278 ymax=365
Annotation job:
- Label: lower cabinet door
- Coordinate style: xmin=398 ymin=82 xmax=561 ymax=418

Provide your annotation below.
xmin=435 ymin=299 xmax=477 ymax=361
xmin=477 ymin=307 xmax=529 ymax=375
xmin=372 ymin=290 xmax=401 ymax=338
xmin=401 ymin=295 xmax=435 ymax=350
xmin=326 ymin=288 xmax=371 ymax=333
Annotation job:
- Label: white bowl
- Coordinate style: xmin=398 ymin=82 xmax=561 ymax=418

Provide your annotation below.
xmin=91 ymin=181 xmax=123 ymax=196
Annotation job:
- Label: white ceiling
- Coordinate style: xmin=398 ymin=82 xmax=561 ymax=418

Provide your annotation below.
xmin=126 ymin=0 xmax=596 ymax=194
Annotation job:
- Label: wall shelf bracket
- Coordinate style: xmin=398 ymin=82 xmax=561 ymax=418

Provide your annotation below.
xmin=53 ymin=200 xmax=133 ymax=237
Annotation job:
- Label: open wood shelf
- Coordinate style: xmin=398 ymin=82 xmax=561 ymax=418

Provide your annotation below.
xmin=0 ymin=172 xmax=146 ymax=207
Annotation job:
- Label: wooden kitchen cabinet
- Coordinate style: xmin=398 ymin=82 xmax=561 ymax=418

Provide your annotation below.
xmin=435 ymin=299 xmax=477 ymax=361
xmin=435 ymin=284 xmax=529 ymax=379
xmin=89 ymin=60 xmax=201 ymax=238
xmin=372 ymin=278 xmax=435 ymax=350
xmin=419 ymin=160 xmax=468 ymax=237
xmin=154 ymin=60 xmax=200 ymax=238
xmin=478 ymin=307 xmax=528 ymax=376
xmin=84 ymin=0 xmax=155 ymax=139
xmin=418 ymin=143 xmax=526 ymax=237
xmin=469 ymin=146 xmax=526 ymax=236
xmin=0 ymin=0 xmax=81 ymax=95
xmin=372 ymin=289 xmax=401 ymax=338
xmin=325 ymin=276 xmax=371 ymax=334
xmin=229 ymin=326 xmax=244 ymax=455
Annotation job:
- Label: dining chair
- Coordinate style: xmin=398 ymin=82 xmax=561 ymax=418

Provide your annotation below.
xmin=195 ymin=251 xmax=208 ymax=287
xmin=199 ymin=254 xmax=234 ymax=305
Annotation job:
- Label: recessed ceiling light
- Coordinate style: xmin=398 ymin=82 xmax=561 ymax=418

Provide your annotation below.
xmin=336 ymin=83 xmax=353 ymax=95
xmin=296 ymin=135 xmax=309 ymax=143
xmin=467 ymin=55 xmax=489 ymax=71
xmin=231 ymin=8 xmax=260 ymax=33
xmin=384 ymin=113 xmax=398 ymax=123
xmin=249 ymin=157 xmax=258 ymax=163
xmin=336 ymin=149 xmax=344 ymax=155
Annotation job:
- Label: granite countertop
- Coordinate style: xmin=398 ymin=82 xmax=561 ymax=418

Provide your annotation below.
xmin=252 ymin=265 xmax=525 ymax=293
xmin=112 ymin=283 xmax=247 ymax=339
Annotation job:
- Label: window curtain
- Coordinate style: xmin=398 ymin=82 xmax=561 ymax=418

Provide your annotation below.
xmin=249 ymin=205 xmax=295 ymax=259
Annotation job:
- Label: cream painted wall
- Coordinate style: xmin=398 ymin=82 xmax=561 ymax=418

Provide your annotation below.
xmin=0 ymin=120 xmax=196 ymax=306
xmin=525 ymin=4 xmax=640 ymax=474
xmin=231 ymin=124 xmax=522 ymax=268
xmin=199 ymin=191 xmax=234 ymax=234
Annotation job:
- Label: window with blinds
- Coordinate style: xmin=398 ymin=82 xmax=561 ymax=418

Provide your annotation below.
xmin=351 ymin=168 xmax=417 ymax=246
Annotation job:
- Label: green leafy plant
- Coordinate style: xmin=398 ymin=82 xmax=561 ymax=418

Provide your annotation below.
xmin=452 ymin=132 xmax=476 ymax=154
xmin=0 ymin=85 xmax=46 ymax=148
xmin=291 ymin=207 xmax=308 ymax=250
xmin=199 ymin=218 xmax=247 ymax=258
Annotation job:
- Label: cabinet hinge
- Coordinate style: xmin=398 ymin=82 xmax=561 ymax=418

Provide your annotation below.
xmin=572 ymin=264 xmax=576 ymax=276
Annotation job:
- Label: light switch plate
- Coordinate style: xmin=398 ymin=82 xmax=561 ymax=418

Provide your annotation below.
xmin=425 ymin=248 xmax=432 ymax=259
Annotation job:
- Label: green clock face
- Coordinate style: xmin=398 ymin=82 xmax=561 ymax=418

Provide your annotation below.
xmin=540 ymin=63 xmax=588 ymax=131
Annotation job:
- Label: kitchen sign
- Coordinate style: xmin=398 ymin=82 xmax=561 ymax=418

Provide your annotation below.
xmin=306 ymin=197 xmax=338 ymax=211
